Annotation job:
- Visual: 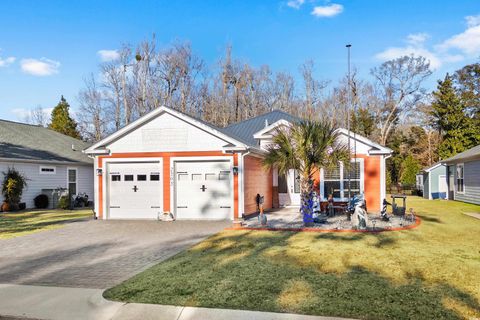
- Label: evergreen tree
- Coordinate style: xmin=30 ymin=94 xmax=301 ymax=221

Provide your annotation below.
xmin=351 ymin=107 xmax=376 ymax=138
xmin=430 ymin=74 xmax=477 ymax=159
xmin=400 ymin=154 xmax=419 ymax=186
xmin=49 ymin=96 xmax=81 ymax=139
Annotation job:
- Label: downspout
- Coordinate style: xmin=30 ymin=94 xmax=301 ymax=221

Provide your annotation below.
xmin=239 ymin=149 xmax=251 ymax=220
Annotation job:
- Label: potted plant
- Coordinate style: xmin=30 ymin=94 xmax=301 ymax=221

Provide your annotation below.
xmin=1 ymin=168 xmax=28 ymax=212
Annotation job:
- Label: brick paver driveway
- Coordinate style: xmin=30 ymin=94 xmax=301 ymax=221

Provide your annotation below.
xmin=0 ymin=219 xmax=230 ymax=289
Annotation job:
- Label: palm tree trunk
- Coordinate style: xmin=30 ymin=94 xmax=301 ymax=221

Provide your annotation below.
xmin=300 ymin=175 xmax=314 ymax=226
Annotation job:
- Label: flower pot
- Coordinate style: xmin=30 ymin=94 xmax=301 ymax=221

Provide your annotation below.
xmin=1 ymin=202 xmax=11 ymax=212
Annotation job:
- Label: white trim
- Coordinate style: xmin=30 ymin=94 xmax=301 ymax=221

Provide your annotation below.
xmin=380 ymin=155 xmax=386 ymax=209
xmin=169 ymin=156 xmax=234 ymax=220
xmin=336 ymin=128 xmax=393 ymax=155
xmin=101 ymin=157 xmax=164 ymax=220
xmin=253 ymin=119 xmax=291 ymax=139
xmin=39 ymin=165 xmax=56 ymax=175
xmin=428 ymin=170 xmax=432 ymax=200
xmin=424 ymin=162 xmax=445 ymax=173
xmin=85 ymin=106 xmax=247 ymax=154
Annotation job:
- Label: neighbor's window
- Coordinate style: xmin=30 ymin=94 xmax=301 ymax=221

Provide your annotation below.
xmin=456 ymin=164 xmax=464 ymax=193
xmin=39 ymin=166 xmax=56 ymax=174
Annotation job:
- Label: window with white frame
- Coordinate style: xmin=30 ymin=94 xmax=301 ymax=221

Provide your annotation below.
xmin=322 ymin=159 xmax=363 ymax=200
xmin=456 ymin=164 xmax=464 ymax=193
xmin=39 ymin=166 xmax=56 ymax=174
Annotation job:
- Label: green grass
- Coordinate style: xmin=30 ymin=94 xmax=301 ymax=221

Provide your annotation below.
xmin=0 ymin=208 xmax=92 ymax=239
xmin=104 ymin=197 xmax=480 ymax=320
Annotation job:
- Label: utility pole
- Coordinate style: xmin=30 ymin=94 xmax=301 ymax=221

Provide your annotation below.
xmin=346 ymin=44 xmax=352 ymax=200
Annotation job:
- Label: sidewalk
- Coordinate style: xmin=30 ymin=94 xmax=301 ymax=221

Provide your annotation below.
xmin=0 ymin=284 xmax=354 ymax=320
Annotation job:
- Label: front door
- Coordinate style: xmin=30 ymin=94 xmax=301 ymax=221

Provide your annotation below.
xmin=279 ymin=169 xmax=301 ymax=206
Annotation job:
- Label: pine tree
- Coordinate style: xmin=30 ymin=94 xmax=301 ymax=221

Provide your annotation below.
xmin=430 ymin=74 xmax=476 ymax=159
xmin=400 ymin=154 xmax=419 ymax=186
xmin=49 ymin=96 xmax=81 ymax=139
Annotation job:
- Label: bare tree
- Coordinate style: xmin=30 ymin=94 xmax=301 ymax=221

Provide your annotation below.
xmin=77 ymin=74 xmax=109 ymax=142
xmin=370 ymin=55 xmax=432 ymax=145
xmin=299 ymin=60 xmax=328 ymax=118
xmin=25 ymin=105 xmax=48 ymax=127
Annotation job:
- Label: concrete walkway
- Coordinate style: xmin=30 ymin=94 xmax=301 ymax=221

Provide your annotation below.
xmin=463 ymin=212 xmax=480 ymax=220
xmin=0 ymin=284 xmax=354 ymax=320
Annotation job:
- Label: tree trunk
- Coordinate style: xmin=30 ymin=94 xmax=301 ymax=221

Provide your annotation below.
xmin=300 ymin=174 xmax=314 ymax=226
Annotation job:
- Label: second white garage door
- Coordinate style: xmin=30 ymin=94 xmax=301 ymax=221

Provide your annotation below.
xmin=174 ymin=160 xmax=232 ymax=219
xmin=108 ymin=162 xmax=162 ymax=219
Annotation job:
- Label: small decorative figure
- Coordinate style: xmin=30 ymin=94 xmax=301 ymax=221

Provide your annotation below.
xmin=351 ymin=198 xmax=368 ymax=230
xmin=327 ymin=194 xmax=334 ymax=217
xmin=256 ymin=194 xmax=267 ymax=225
xmin=380 ymin=198 xmax=390 ymax=221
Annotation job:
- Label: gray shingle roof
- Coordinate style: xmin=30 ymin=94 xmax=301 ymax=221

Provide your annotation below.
xmin=222 ymin=110 xmax=301 ymax=147
xmin=0 ymin=119 xmax=92 ymax=165
xmin=442 ymin=144 xmax=480 ymax=163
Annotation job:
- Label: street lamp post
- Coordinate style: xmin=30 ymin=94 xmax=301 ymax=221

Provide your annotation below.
xmin=346 ymin=44 xmax=352 ymax=201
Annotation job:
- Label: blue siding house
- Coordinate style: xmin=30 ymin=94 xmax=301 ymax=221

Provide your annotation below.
xmin=420 ymin=163 xmax=447 ymax=200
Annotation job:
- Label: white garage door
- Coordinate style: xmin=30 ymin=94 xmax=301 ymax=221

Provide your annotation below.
xmin=108 ymin=162 xmax=162 ymax=219
xmin=175 ymin=160 xmax=232 ymax=219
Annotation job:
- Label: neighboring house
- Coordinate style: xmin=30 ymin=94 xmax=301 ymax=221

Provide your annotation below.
xmin=85 ymin=106 xmax=392 ymax=220
xmin=418 ymin=163 xmax=447 ymax=200
xmin=0 ymin=120 xmax=94 ymax=208
xmin=442 ymin=145 xmax=480 ymax=205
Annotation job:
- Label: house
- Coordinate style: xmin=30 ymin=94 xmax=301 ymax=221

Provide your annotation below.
xmin=84 ymin=106 xmax=392 ymax=220
xmin=0 ymin=120 xmax=94 ymax=208
xmin=418 ymin=163 xmax=447 ymax=200
xmin=442 ymin=144 xmax=480 ymax=205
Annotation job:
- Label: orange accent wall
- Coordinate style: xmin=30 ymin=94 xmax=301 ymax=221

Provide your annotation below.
xmin=359 ymin=154 xmax=381 ymax=212
xmin=96 ymin=151 xmax=239 ymax=219
xmin=243 ymin=155 xmax=273 ymax=215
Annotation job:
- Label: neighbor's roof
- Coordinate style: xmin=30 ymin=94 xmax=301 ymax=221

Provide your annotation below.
xmin=442 ymin=144 xmax=480 ymax=164
xmin=421 ymin=162 xmax=446 ymax=173
xmin=222 ymin=110 xmax=301 ymax=146
xmin=0 ymin=119 xmax=92 ymax=165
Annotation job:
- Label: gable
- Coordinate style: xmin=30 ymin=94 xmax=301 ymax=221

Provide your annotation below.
xmin=107 ymin=112 xmax=232 ymax=153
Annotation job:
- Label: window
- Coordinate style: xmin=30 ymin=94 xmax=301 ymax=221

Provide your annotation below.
xmin=124 ymin=175 xmax=134 ymax=181
xmin=111 ymin=175 xmax=121 ymax=181
xmin=323 ymin=165 xmax=341 ymax=198
xmin=322 ymin=160 xmax=363 ymax=200
xmin=178 ymin=173 xmax=188 ymax=181
xmin=68 ymin=168 xmax=77 ymax=196
xmin=39 ymin=166 xmax=56 ymax=174
xmin=137 ymin=174 xmax=147 ymax=181
xmin=205 ymin=173 xmax=216 ymax=180
xmin=456 ymin=164 xmax=464 ymax=193
xmin=192 ymin=174 xmax=202 ymax=181
xmin=219 ymin=171 xmax=230 ymax=181
xmin=150 ymin=174 xmax=160 ymax=181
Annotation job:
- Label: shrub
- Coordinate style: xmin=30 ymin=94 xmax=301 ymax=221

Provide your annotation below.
xmin=58 ymin=195 xmax=70 ymax=210
xmin=34 ymin=194 xmax=49 ymax=209
xmin=1 ymin=167 xmax=28 ymax=209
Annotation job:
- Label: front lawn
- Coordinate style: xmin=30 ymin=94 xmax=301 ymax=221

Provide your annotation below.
xmin=104 ymin=197 xmax=480 ymax=320
xmin=0 ymin=208 xmax=92 ymax=239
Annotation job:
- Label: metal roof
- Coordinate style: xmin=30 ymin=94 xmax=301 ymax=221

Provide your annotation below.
xmin=0 ymin=119 xmax=92 ymax=164
xmin=222 ymin=110 xmax=301 ymax=147
xmin=442 ymin=144 xmax=480 ymax=164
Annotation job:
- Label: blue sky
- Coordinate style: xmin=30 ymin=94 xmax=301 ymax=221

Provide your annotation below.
xmin=0 ymin=0 xmax=479 ymax=121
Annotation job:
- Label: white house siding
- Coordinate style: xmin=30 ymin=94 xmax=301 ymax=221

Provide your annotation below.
xmin=454 ymin=160 xmax=480 ymax=205
xmin=107 ymin=112 xmax=229 ymax=153
xmin=0 ymin=161 xmax=94 ymax=208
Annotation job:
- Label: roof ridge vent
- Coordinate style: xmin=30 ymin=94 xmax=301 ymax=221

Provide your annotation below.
xmin=265 ymin=119 xmax=269 ymax=127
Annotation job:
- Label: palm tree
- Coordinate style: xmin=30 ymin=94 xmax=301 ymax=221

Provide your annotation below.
xmin=263 ymin=119 xmax=350 ymax=226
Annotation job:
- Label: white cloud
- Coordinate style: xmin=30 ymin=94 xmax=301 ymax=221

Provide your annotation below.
xmin=20 ymin=58 xmax=60 ymax=76
xmin=311 ymin=3 xmax=343 ymax=17
xmin=406 ymin=33 xmax=429 ymax=46
xmin=0 ymin=56 xmax=15 ymax=67
xmin=97 ymin=49 xmax=120 ymax=62
xmin=376 ymin=14 xmax=480 ymax=70
xmin=437 ymin=17 xmax=480 ymax=56
xmin=286 ymin=0 xmax=305 ymax=9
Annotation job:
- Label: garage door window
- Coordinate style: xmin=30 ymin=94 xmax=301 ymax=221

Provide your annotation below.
xmin=124 ymin=174 xmax=134 ymax=181
xmin=219 ymin=171 xmax=230 ymax=180
xmin=205 ymin=173 xmax=216 ymax=180
xmin=111 ymin=174 xmax=121 ymax=181
xmin=150 ymin=174 xmax=160 ymax=181
xmin=192 ymin=174 xmax=202 ymax=181
xmin=137 ymin=174 xmax=147 ymax=181
xmin=178 ymin=173 xmax=188 ymax=181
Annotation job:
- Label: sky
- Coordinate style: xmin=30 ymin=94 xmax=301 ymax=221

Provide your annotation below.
xmin=0 ymin=0 xmax=479 ymax=121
